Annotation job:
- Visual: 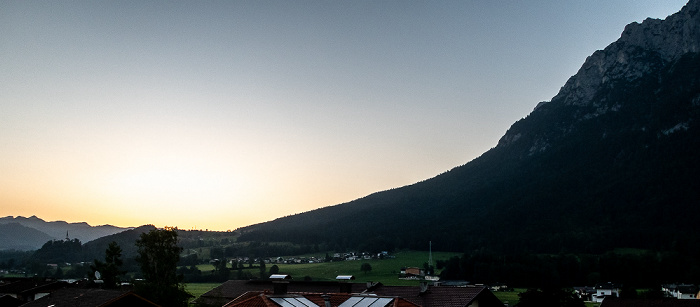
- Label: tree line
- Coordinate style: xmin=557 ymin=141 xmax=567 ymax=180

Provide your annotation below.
xmin=438 ymin=249 xmax=700 ymax=288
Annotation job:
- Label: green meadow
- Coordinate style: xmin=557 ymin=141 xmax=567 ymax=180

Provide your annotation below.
xmin=185 ymin=283 xmax=220 ymax=299
xmin=196 ymin=250 xmax=460 ymax=286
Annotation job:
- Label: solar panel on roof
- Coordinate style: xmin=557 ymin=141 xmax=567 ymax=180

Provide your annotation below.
xmin=295 ymin=297 xmax=319 ymax=306
xmin=367 ymin=298 xmax=393 ymax=306
xmin=353 ymin=298 xmax=376 ymax=307
xmin=269 ymin=297 xmax=319 ymax=307
xmin=338 ymin=296 xmax=363 ymax=306
xmin=338 ymin=296 xmax=393 ymax=307
xmin=269 ymin=297 xmax=296 ymax=307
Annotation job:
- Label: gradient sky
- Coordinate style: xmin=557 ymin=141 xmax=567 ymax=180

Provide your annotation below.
xmin=1 ymin=1 xmax=688 ymax=231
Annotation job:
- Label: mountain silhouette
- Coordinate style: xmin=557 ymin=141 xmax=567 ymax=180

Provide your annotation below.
xmin=237 ymin=0 xmax=700 ymax=255
xmin=0 ymin=215 xmax=129 ymax=250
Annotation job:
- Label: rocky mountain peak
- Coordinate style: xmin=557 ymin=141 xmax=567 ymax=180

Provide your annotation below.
xmin=550 ymin=0 xmax=699 ymax=108
xmin=498 ymin=0 xmax=700 ymax=149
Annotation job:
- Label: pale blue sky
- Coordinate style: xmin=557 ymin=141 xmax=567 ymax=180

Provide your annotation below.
xmin=0 ymin=1 xmax=688 ymax=230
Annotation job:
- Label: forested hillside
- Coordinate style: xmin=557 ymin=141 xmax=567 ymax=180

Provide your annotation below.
xmin=237 ymin=1 xmax=700 ymax=259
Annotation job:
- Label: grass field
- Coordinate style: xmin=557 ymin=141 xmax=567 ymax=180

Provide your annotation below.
xmin=492 ymin=288 xmax=523 ymax=306
xmin=214 ymin=251 xmax=458 ymax=285
xmin=490 ymin=288 xmax=602 ymax=307
xmin=195 ymin=263 xmax=216 ymax=272
xmin=185 ymin=282 xmax=220 ymax=305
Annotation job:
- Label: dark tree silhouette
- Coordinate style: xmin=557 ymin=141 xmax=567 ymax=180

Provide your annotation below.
xmin=90 ymin=241 xmax=125 ymax=288
xmin=269 ymin=264 xmax=280 ymax=275
xmin=135 ymin=227 xmax=191 ymax=307
xmin=360 ymin=262 xmax=372 ymax=274
xmin=259 ymin=258 xmax=266 ymax=279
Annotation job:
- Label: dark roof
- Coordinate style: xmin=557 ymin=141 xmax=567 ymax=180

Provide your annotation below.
xmin=0 ymin=279 xmax=64 ymax=297
xmin=677 ymin=285 xmax=698 ymax=294
xmin=0 ymin=295 xmax=23 ymax=307
xmin=19 ymin=288 xmax=160 ymax=307
xmin=221 ymin=291 xmax=420 ymax=307
xmin=596 ymin=282 xmax=622 ymax=290
xmin=192 ymin=280 xmax=367 ymax=306
xmin=193 ymin=280 xmax=503 ymax=307
xmin=368 ymin=285 xmax=503 ymax=307
xmin=601 ymin=298 xmax=700 ymax=307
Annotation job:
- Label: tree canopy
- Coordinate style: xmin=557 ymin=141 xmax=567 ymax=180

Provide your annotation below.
xmin=135 ymin=227 xmax=191 ymax=307
xmin=360 ymin=262 xmax=372 ymax=274
xmin=90 ymin=241 xmax=125 ymax=288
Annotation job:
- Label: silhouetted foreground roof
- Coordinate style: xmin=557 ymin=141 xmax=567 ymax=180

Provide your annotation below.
xmin=193 ymin=280 xmax=367 ymax=306
xmin=193 ymin=280 xmax=503 ymax=307
xmin=19 ymin=288 xmax=160 ymax=307
xmin=601 ymin=298 xmax=700 ymax=307
xmin=220 ymin=291 xmax=420 ymax=307
xmin=0 ymin=294 xmax=23 ymax=307
xmin=0 ymin=278 xmax=64 ymax=299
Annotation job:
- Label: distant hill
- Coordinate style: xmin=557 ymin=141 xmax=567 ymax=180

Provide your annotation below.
xmin=238 ymin=0 xmax=700 ymax=255
xmin=0 ymin=215 xmax=130 ymax=250
xmin=82 ymin=225 xmax=156 ymax=261
xmin=0 ymin=223 xmax=54 ymax=251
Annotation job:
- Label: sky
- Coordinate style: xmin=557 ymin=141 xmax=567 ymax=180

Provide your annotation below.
xmin=0 ymin=1 xmax=689 ymax=231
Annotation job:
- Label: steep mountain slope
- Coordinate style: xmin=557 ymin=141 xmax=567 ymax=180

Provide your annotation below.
xmin=238 ymin=0 xmax=700 ymax=254
xmin=0 ymin=216 xmax=129 ymax=246
xmin=0 ymin=223 xmax=54 ymax=251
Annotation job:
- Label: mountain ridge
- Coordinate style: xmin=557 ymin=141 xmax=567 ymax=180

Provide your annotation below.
xmin=237 ymin=0 xmax=700 ymax=254
xmin=0 ymin=223 xmax=55 ymax=251
xmin=0 ymin=215 xmax=130 ymax=251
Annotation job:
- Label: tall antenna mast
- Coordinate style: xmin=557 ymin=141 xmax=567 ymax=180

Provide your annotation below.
xmin=428 ymin=241 xmax=433 ymax=269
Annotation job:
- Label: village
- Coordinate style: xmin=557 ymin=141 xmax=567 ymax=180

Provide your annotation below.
xmin=4 ymin=270 xmax=700 ymax=306
xmin=4 ymin=246 xmax=700 ymax=307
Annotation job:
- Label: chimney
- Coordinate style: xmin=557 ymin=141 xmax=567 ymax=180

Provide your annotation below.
xmin=365 ymin=281 xmax=380 ymax=291
xmin=321 ymin=294 xmax=332 ymax=307
xmin=270 ymin=274 xmax=292 ymax=295
xmin=336 ymin=275 xmax=355 ymax=293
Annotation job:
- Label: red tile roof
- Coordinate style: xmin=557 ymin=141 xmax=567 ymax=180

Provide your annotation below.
xmin=193 ymin=280 xmax=366 ymax=306
xmin=222 ymin=292 xmax=277 ymax=307
xmin=221 ymin=291 xmax=420 ymax=307
xmin=367 ymin=284 xmax=503 ymax=307
xmin=193 ymin=280 xmax=502 ymax=307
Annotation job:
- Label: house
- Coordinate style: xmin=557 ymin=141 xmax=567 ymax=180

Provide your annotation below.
xmin=665 ymin=284 xmax=678 ymax=296
xmin=221 ymin=291 xmax=420 ymax=307
xmin=663 ymin=284 xmax=700 ymax=299
xmin=601 ymin=297 xmax=700 ymax=307
xmin=19 ymin=288 xmax=160 ymax=307
xmin=369 ymin=283 xmax=503 ymax=307
xmin=192 ymin=279 xmax=369 ymax=306
xmin=677 ymin=285 xmax=698 ymax=299
xmin=594 ymin=282 xmax=621 ymax=303
xmin=0 ymin=277 xmax=159 ymax=307
xmin=573 ymin=286 xmax=595 ymax=301
xmin=0 ymin=294 xmax=23 ymax=307
xmin=0 ymin=278 xmax=65 ymax=303
xmin=404 ymin=267 xmax=423 ymax=276
xmin=192 ymin=276 xmax=504 ymax=307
